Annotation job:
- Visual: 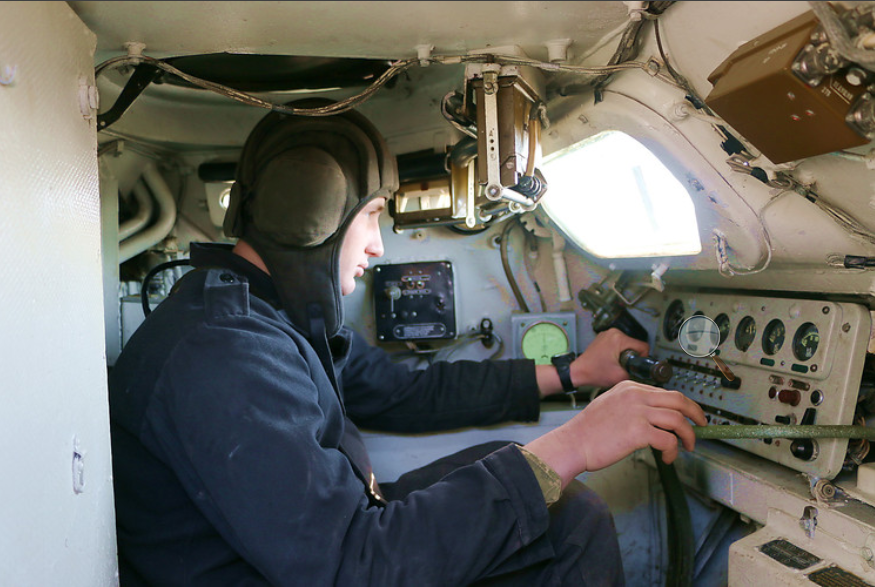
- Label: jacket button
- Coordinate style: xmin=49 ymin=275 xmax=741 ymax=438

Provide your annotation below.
xmin=220 ymin=273 xmax=235 ymax=283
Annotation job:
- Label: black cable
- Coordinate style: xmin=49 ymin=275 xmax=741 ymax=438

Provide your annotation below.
xmin=521 ymin=229 xmax=547 ymax=312
xmin=652 ymin=448 xmax=694 ymax=587
xmin=499 ymin=220 xmax=530 ymax=313
xmin=589 ymin=2 xmax=676 ymax=102
xmin=654 ymin=19 xmax=712 ymax=114
xmin=141 ymin=258 xmax=191 ymax=317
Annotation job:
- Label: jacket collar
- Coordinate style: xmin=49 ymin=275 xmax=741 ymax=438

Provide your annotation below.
xmin=189 ymin=242 xmax=281 ymax=309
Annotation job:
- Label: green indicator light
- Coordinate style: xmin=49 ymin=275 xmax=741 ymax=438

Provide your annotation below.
xmin=791 ymin=364 xmax=809 ymax=373
xmin=760 ymin=358 xmax=775 ymax=367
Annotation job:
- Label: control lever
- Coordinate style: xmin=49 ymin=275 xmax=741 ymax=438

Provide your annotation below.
xmin=619 ymin=349 xmax=673 ymax=385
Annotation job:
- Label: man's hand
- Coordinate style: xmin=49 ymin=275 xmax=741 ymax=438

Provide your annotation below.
xmin=524 ymin=381 xmax=707 ymax=489
xmin=572 ymin=328 xmax=649 ymax=388
xmin=536 ymin=328 xmax=649 ymax=397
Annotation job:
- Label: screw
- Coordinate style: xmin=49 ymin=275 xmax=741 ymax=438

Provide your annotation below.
xmin=843 ymin=323 xmax=851 ymax=332
xmin=811 ymin=364 xmax=818 ymax=372
xmin=822 ymin=306 xmax=830 ymax=314
xmin=847 ymin=67 xmax=868 ymax=87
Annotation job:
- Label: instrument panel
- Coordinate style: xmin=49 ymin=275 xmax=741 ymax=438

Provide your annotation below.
xmin=653 ymin=291 xmax=871 ymax=479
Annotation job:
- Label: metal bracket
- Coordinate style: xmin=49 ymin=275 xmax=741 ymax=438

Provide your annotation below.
xmin=97 ymin=62 xmax=163 ymax=131
xmin=482 ymin=67 xmax=503 ymax=203
xmin=800 ymin=505 xmax=818 ymax=539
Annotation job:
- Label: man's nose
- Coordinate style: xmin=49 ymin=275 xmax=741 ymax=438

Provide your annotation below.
xmin=367 ymin=226 xmax=384 ymax=258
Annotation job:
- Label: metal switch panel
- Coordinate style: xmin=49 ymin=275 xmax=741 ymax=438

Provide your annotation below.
xmin=654 ymin=291 xmax=871 ymax=479
xmin=373 ymin=261 xmax=456 ymax=342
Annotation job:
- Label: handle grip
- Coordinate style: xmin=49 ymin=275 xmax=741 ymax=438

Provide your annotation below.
xmin=619 ymin=349 xmax=673 ymax=384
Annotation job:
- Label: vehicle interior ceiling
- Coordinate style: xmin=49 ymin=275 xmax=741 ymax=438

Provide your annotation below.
xmin=68 ymin=0 xmax=875 ymax=583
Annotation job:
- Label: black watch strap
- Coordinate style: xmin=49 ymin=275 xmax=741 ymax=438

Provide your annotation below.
xmin=551 ymin=352 xmax=576 ymax=393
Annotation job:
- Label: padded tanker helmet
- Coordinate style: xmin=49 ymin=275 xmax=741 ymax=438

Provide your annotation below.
xmin=224 ymin=99 xmax=399 ymax=338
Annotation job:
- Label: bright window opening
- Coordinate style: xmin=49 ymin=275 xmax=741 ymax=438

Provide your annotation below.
xmin=540 ymin=131 xmax=701 ymax=258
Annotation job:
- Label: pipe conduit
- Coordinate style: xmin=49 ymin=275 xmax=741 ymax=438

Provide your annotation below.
xmin=118 ymin=181 xmax=154 ymax=241
xmin=694 ymin=424 xmax=875 ymax=440
xmin=119 ymin=165 xmax=177 ymax=263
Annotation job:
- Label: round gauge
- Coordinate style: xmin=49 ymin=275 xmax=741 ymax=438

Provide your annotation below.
xmin=735 ymin=316 xmax=757 ymax=352
xmin=793 ymin=322 xmax=820 ymax=362
xmin=663 ymin=299 xmax=685 ymax=342
xmin=679 ymin=314 xmax=720 ymax=358
xmin=762 ymin=319 xmax=786 ymax=355
xmin=714 ymin=313 xmax=730 ymax=345
xmin=521 ymin=321 xmax=570 ymax=365
xmin=687 ymin=311 xmax=706 ymax=342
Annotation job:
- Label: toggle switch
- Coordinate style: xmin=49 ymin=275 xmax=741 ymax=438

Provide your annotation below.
xmin=778 ymin=389 xmax=802 ymax=407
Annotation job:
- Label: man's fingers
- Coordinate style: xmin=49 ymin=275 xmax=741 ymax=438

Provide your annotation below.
xmin=649 ymin=428 xmax=680 ymax=464
xmin=617 ymin=331 xmax=649 ymax=357
xmin=647 ymin=408 xmax=697 ymax=452
xmin=642 ymin=388 xmax=708 ymax=426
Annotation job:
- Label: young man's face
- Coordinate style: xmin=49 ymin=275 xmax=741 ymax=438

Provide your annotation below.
xmin=339 ymin=197 xmax=386 ymax=296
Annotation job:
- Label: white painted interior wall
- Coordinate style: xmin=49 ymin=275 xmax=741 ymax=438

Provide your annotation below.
xmin=0 ymin=3 xmax=117 ymax=586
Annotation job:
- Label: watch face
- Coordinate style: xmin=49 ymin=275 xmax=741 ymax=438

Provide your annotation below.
xmin=521 ymin=321 xmax=569 ymax=365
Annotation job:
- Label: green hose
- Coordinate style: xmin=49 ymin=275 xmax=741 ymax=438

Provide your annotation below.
xmin=693 ymin=425 xmax=875 ymax=440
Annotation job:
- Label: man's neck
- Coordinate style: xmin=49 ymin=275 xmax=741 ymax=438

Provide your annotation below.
xmin=232 ymin=240 xmax=270 ymax=275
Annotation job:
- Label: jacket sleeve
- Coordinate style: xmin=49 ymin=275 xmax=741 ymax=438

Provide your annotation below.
xmin=341 ymin=329 xmax=542 ymax=432
xmin=145 ymin=316 xmax=552 ymax=587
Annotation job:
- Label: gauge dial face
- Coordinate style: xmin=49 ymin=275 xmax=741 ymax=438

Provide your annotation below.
xmin=793 ymin=322 xmax=820 ymax=361
xmin=735 ymin=316 xmax=757 ymax=352
xmin=679 ymin=314 xmax=720 ymax=358
xmin=521 ymin=322 xmax=569 ymax=365
xmin=687 ymin=311 xmax=706 ymax=342
xmin=715 ymin=313 xmax=730 ymax=345
xmin=762 ymin=319 xmax=786 ymax=355
xmin=663 ymin=299 xmax=685 ymax=342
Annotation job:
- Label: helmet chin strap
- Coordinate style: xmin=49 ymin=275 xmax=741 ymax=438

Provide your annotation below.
xmin=307 ymin=302 xmax=343 ymax=406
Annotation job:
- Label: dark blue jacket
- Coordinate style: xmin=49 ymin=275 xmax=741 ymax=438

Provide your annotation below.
xmin=110 ymin=243 xmax=551 ymax=586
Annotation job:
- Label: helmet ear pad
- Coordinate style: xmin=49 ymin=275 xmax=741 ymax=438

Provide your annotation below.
xmin=250 ymin=147 xmax=349 ymax=248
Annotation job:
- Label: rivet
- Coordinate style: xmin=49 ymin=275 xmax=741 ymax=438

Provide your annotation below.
xmin=0 ymin=64 xmax=17 ymax=86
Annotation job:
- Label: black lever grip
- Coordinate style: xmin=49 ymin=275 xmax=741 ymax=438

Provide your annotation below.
xmin=619 ymin=349 xmax=673 ymax=384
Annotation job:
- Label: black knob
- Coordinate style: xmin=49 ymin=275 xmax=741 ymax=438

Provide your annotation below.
xmin=791 ymin=439 xmax=817 ymax=461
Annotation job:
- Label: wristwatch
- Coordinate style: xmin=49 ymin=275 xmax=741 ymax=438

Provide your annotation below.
xmin=551 ymin=352 xmax=577 ymax=393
